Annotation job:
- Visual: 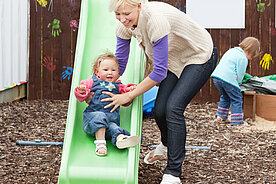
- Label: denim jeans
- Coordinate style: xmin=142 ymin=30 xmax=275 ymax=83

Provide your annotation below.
xmin=83 ymin=111 xmax=130 ymax=146
xmin=213 ymin=78 xmax=244 ymax=125
xmin=154 ymin=46 xmax=218 ymax=177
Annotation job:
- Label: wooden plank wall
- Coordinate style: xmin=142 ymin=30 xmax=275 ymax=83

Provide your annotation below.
xmin=29 ymin=0 xmax=276 ymax=102
xmin=29 ymin=0 xmax=81 ymax=100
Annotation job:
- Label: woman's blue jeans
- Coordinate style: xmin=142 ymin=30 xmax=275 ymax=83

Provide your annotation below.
xmin=154 ymin=46 xmax=218 ymax=177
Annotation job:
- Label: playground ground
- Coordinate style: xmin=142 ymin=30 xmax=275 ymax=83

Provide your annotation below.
xmin=0 ymin=99 xmax=275 ymax=184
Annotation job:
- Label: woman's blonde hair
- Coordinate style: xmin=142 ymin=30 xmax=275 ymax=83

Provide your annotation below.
xmin=92 ymin=51 xmax=119 ymax=74
xmin=109 ymin=0 xmax=148 ymax=12
xmin=239 ymin=37 xmax=260 ymax=59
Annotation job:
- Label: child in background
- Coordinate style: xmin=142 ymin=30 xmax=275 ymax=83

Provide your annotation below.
xmin=211 ymin=37 xmax=260 ymax=126
xmin=74 ymin=52 xmax=140 ymax=156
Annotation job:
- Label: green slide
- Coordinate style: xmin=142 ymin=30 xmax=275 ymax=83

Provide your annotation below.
xmin=58 ymin=0 xmax=145 ymax=183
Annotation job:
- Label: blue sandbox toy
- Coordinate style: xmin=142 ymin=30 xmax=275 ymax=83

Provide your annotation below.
xmin=143 ymin=86 xmax=159 ymax=115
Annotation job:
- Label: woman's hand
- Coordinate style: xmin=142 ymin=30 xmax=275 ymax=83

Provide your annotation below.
xmin=101 ymin=92 xmax=132 ymax=112
xmin=102 ymin=77 xmax=158 ymax=112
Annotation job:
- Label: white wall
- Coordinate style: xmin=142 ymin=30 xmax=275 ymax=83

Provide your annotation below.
xmin=186 ymin=0 xmax=245 ymax=29
xmin=0 ymin=0 xmax=29 ymax=91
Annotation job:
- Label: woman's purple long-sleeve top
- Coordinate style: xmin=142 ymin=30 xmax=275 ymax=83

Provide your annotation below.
xmin=115 ymin=35 xmax=168 ymax=83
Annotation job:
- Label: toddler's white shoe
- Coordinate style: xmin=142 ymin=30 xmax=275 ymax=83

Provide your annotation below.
xmin=116 ymin=135 xmax=140 ymax=149
xmin=160 ymin=174 xmax=181 ymax=184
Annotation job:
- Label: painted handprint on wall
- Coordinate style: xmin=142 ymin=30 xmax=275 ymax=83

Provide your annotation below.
xmin=260 ymin=53 xmax=274 ymax=70
xmin=47 ymin=19 xmax=62 ymax=37
xmin=61 ymin=66 xmax=73 ymax=80
xmin=256 ymin=0 xmax=271 ymax=12
xmin=70 ymin=20 xmax=79 ymax=32
xmin=34 ymin=0 xmax=53 ymax=12
xmin=42 ymin=56 xmax=56 ymax=71
xmin=37 ymin=0 xmax=48 ymax=7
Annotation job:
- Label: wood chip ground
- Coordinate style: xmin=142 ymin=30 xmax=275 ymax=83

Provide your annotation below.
xmin=0 ymin=100 xmax=275 ymax=184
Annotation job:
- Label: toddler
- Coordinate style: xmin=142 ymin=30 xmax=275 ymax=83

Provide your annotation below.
xmin=211 ymin=37 xmax=260 ymax=126
xmin=74 ymin=52 xmax=140 ymax=156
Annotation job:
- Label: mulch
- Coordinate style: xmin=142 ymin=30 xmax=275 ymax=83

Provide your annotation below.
xmin=0 ymin=100 xmax=275 ymax=184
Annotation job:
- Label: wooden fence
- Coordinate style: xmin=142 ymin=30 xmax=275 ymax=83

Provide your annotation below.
xmin=29 ymin=0 xmax=81 ymax=100
xmin=29 ymin=0 xmax=276 ymax=102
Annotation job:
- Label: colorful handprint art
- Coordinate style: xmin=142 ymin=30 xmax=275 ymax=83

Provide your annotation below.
xmin=260 ymin=53 xmax=274 ymax=70
xmin=61 ymin=66 xmax=73 ymax=80
xmin=48 ymin=19 xmax=62 ymax=37
xmin=37 ymin=0 xmax=48 ymax=7
xmin=256 ymin=0 xmax=271 ymax=12
xmin=42 ymin=56 xmax=57 ymax=71
xmin=70 ymin=20 xmax=79 ymax=32
xmin=47 ymin=0 xmax=54 ymax=12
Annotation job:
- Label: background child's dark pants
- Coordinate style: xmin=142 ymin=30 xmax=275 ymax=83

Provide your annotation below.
xmin=213 ymin=78 xmax=244 ymax=125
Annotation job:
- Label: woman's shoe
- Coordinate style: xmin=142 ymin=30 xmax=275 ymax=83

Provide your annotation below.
xmin=144 ymin=142 xmax=167 ymax=164
xmin=160 ymin=174 xmax=181 ymax=184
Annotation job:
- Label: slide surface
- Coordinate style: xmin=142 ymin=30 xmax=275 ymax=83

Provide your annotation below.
xmin=58 ymin=0 xmax=145 ymax=183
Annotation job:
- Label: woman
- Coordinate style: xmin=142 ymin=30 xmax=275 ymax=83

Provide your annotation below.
xmin=103 ymin=0 xmax=218 ymax=183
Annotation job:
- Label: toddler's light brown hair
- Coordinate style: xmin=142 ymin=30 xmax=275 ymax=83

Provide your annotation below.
xmin=239 ymin=37 xmax=260 ymax=59
xmin=92 ymin=51 xmax=119 ymax=74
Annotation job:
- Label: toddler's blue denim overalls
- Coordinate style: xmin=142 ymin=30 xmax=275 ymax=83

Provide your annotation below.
xmin=82 ymin=75 xmax=130 ymax=146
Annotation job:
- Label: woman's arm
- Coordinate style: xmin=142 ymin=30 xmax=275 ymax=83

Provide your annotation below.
xmin=129 ymin=77 xmax=158 ymax=99
xmin=116 ymin=36 xmax=131 ymax=76
xmin=102 ymin=35 xmax=169 ymax=112
xmin=102 ymin=77 xmax=158 ymax=112
xmin=118 ymin=83 xmax=137 ymax=106
xmin=148 ymin=35 xmax=168 ymax=83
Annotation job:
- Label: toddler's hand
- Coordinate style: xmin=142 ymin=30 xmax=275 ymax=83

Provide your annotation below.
xmin=127 ymin=85 xmax=136 ymax=92
xmin=85 ymin=92 xmax=94 ymax=105
xmin=76 ymin=85 xmax=87 ymax=93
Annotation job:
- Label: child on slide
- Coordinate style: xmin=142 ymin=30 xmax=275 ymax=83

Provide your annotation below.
xmin=74 ymin=51 xmax=140 ymax=156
